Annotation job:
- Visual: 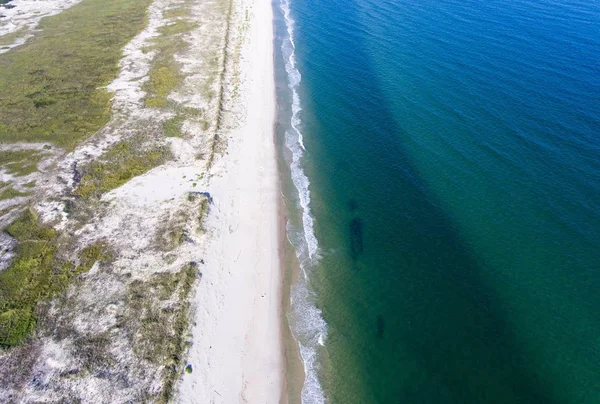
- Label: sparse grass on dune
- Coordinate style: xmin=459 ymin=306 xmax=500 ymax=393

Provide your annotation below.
xmin=0 ymin=188 xmax=31 ymax=201
xmin=0 ymin=0 xmax=152 ymax=149
xmin=164 ymin=107 xmax=208 ymax=138
xmin=164 ymin=115 xmax=185 ymax=138
xmin=0 ymin=209 xmax=110 ymax=347
xmin=198 ymin=196 xmax=210 ymax=233
xmin=0 ymin=150 xmax=47 ymax=177
xmin=0 ymin=26 xmax=27 ymax=48
xmin=73 ymin=139 xmax=172 ymax=199
xmin=156 ymin=209 xmax=189 ymax=252
xmin=145 ymin=0 xmax=217 ymax=138
xmin=144 ymin=15 xmax=198 ymax=109
xmin=125 ymin=261 xmax=198 ymax=403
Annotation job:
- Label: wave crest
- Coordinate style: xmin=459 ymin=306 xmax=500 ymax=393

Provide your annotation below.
xmin=279 ymin=0 xmax=327 ymax=402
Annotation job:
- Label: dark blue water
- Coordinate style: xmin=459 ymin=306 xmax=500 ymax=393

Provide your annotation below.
xmin=275 ymin=0 xmax=600 ymax=402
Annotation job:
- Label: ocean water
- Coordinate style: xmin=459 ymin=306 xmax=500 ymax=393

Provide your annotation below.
xmin=274 ymin=0 xmax=600 ymax=402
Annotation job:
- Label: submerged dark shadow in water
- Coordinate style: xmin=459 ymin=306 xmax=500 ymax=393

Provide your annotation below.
xmin=296 ymin=0 xmax=575 ymax=402
xmin=349 ymin=217 xmax=364 ymax=260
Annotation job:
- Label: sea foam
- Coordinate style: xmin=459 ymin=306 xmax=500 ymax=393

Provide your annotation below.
xmin=279 ymin=0 xmax=327 ymax=402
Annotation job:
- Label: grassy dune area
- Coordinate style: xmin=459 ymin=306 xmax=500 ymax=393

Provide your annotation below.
xmin=0 ymin=0 xmax=152 ymax=149
xmin=0 ymin=0 xmax=153 ymax=346
xmin=0 ymin=0 xmax=235 ymax=395
xmin=73 ymin=140 xmax=172 ymax=200
xmin=0 ymin=149 xmax=48 ymax=177
xmin=0 ymin=210 xmax=109 ymax=346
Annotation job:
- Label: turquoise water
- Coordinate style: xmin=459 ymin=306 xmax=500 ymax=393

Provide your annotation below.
xmin=274 ymin=0 xmax=600 ymax=402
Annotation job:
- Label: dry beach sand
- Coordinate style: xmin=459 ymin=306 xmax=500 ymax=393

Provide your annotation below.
xmin=178 ymin=0 xmax=286 ymax=401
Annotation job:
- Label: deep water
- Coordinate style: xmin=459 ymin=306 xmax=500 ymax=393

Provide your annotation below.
xmin=275 ymin=0 xmax=600 ymax=402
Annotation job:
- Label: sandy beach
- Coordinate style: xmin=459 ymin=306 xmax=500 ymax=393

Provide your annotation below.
xmin=178 ymin=0 xmax=285 ymax=402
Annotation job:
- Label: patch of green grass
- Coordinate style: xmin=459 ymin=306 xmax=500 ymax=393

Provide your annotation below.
xmin=164 ymin=115 xmax=184 ymax=138
xmin=0 ymin=0 xmax=152 ymax=149
xmin=0 ymin=188 xmax=30 ymax=201
xmin=0 ymin=26 xmax=27 ymax=48
xmin=79 ymin=242 xmax=113 ymax=272
xmin=165 ymin=229 xmax=185 ymax=250
xmin=143 ymin=5 xmax=198 ymax=109
xmin=163 ymin=6 xmax=191 ymax=20
xmin=22 ymin=181 xmax=36 ymax=189
xmin=146 ymin=67 xmax=179 ymax=108
xmin=160 ymin=19 xmax=199 ymax=37
xmin=0 ymin=206 xmax=14 ymax=217
xmin=73 ymin=140 xmax=171 ymax=199
xmin=0 ymin=150 xmax=46 ymax=177
xmin=5 ymin=162 xmax=40 ymax=177
xmin=159 ymin=226 xmax=186 ymax=252
xmin=163 ymin=107 xmax=204 ymax=138
xmin=0 ymin=210 xmax=109 ymax=346
xmin=198 ymin=197 xmax=210 ymax=233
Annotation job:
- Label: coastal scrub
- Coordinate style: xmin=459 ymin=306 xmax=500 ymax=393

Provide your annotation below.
xmin=0 ymin=0 xmax=152 ymax=149
xmin=73 ymin=140 xmax=172 ymax=199
xmin=0 ymin=149 xmax=47 ymax=177
xmin=125 ymin=262 xmax=198 ymax=403
xmin=0 ymin=209 xmax=109 ymax=346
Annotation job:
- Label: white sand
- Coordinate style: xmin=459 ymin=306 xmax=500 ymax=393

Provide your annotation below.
xmin=177 ymin=0 xmax=284 ymax=402
xmin=0 ymin=0 xmax=84 ymax=53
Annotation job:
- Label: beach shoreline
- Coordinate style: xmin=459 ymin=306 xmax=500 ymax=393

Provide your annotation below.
xmin=177 ymin=0 xmax=288 ymax=401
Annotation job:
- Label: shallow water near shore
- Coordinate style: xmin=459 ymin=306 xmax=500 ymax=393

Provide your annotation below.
xmin=275 ymin=0 xmax=600 ymax=402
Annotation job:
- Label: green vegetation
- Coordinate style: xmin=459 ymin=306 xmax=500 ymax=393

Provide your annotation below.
xmin=126 ymin=262 xmax=198 ymax=402
xmin=0 ymin=206 xmax=14 ymax=217
xmin=72 ymin=332 xmax=115 ymax=374
xmin=146 ymin=67 xmax=179 ymax=108
xmin=0 ymin=149 xmax=46 ymax=177
xmin=0 ymin=0 xmax=152 ymax=149
xmin=185 ymin=364 xmax=193 ymax=374
xmin=156 ymin=210 xmax=188 ymax=252
xmin=73 ymin=140 xmax=171 ymax=199
xmin=144 ymin=16 xmax=198 ymax=108
xmin=0 ymin=26 xmax=27 ymax=48
xmin=163 ymin=6 xmax=191 ymax=20
xmin=0 ymin=209 xmax=109 ymax=346
xmin=198 ymin=196 xmax=210 ymax=233
xmin=0 ymin=188 xmax=30 ymax=201
xmin=186 ymin=192 xmax=210 ymax=233
xmin=164 ymin=115 xmax=185 ymax=138
xmin=164 ymin=107 xmax=207 ymax=138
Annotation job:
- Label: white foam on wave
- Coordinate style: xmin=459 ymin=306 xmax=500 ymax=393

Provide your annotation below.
xmin=279 ymin=0 xmax=327 ymax=402
xmin=281 ymin=0 xmax=318 ymax=261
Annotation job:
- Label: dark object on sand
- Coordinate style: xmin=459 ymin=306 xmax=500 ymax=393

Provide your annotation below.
xmin=72 ymin=161 xmax=82 ymax=184
xmin=189 ymin=191 xmax=213 ymax=204
xmin=190 ymin=261 xmax=203 ymax=279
